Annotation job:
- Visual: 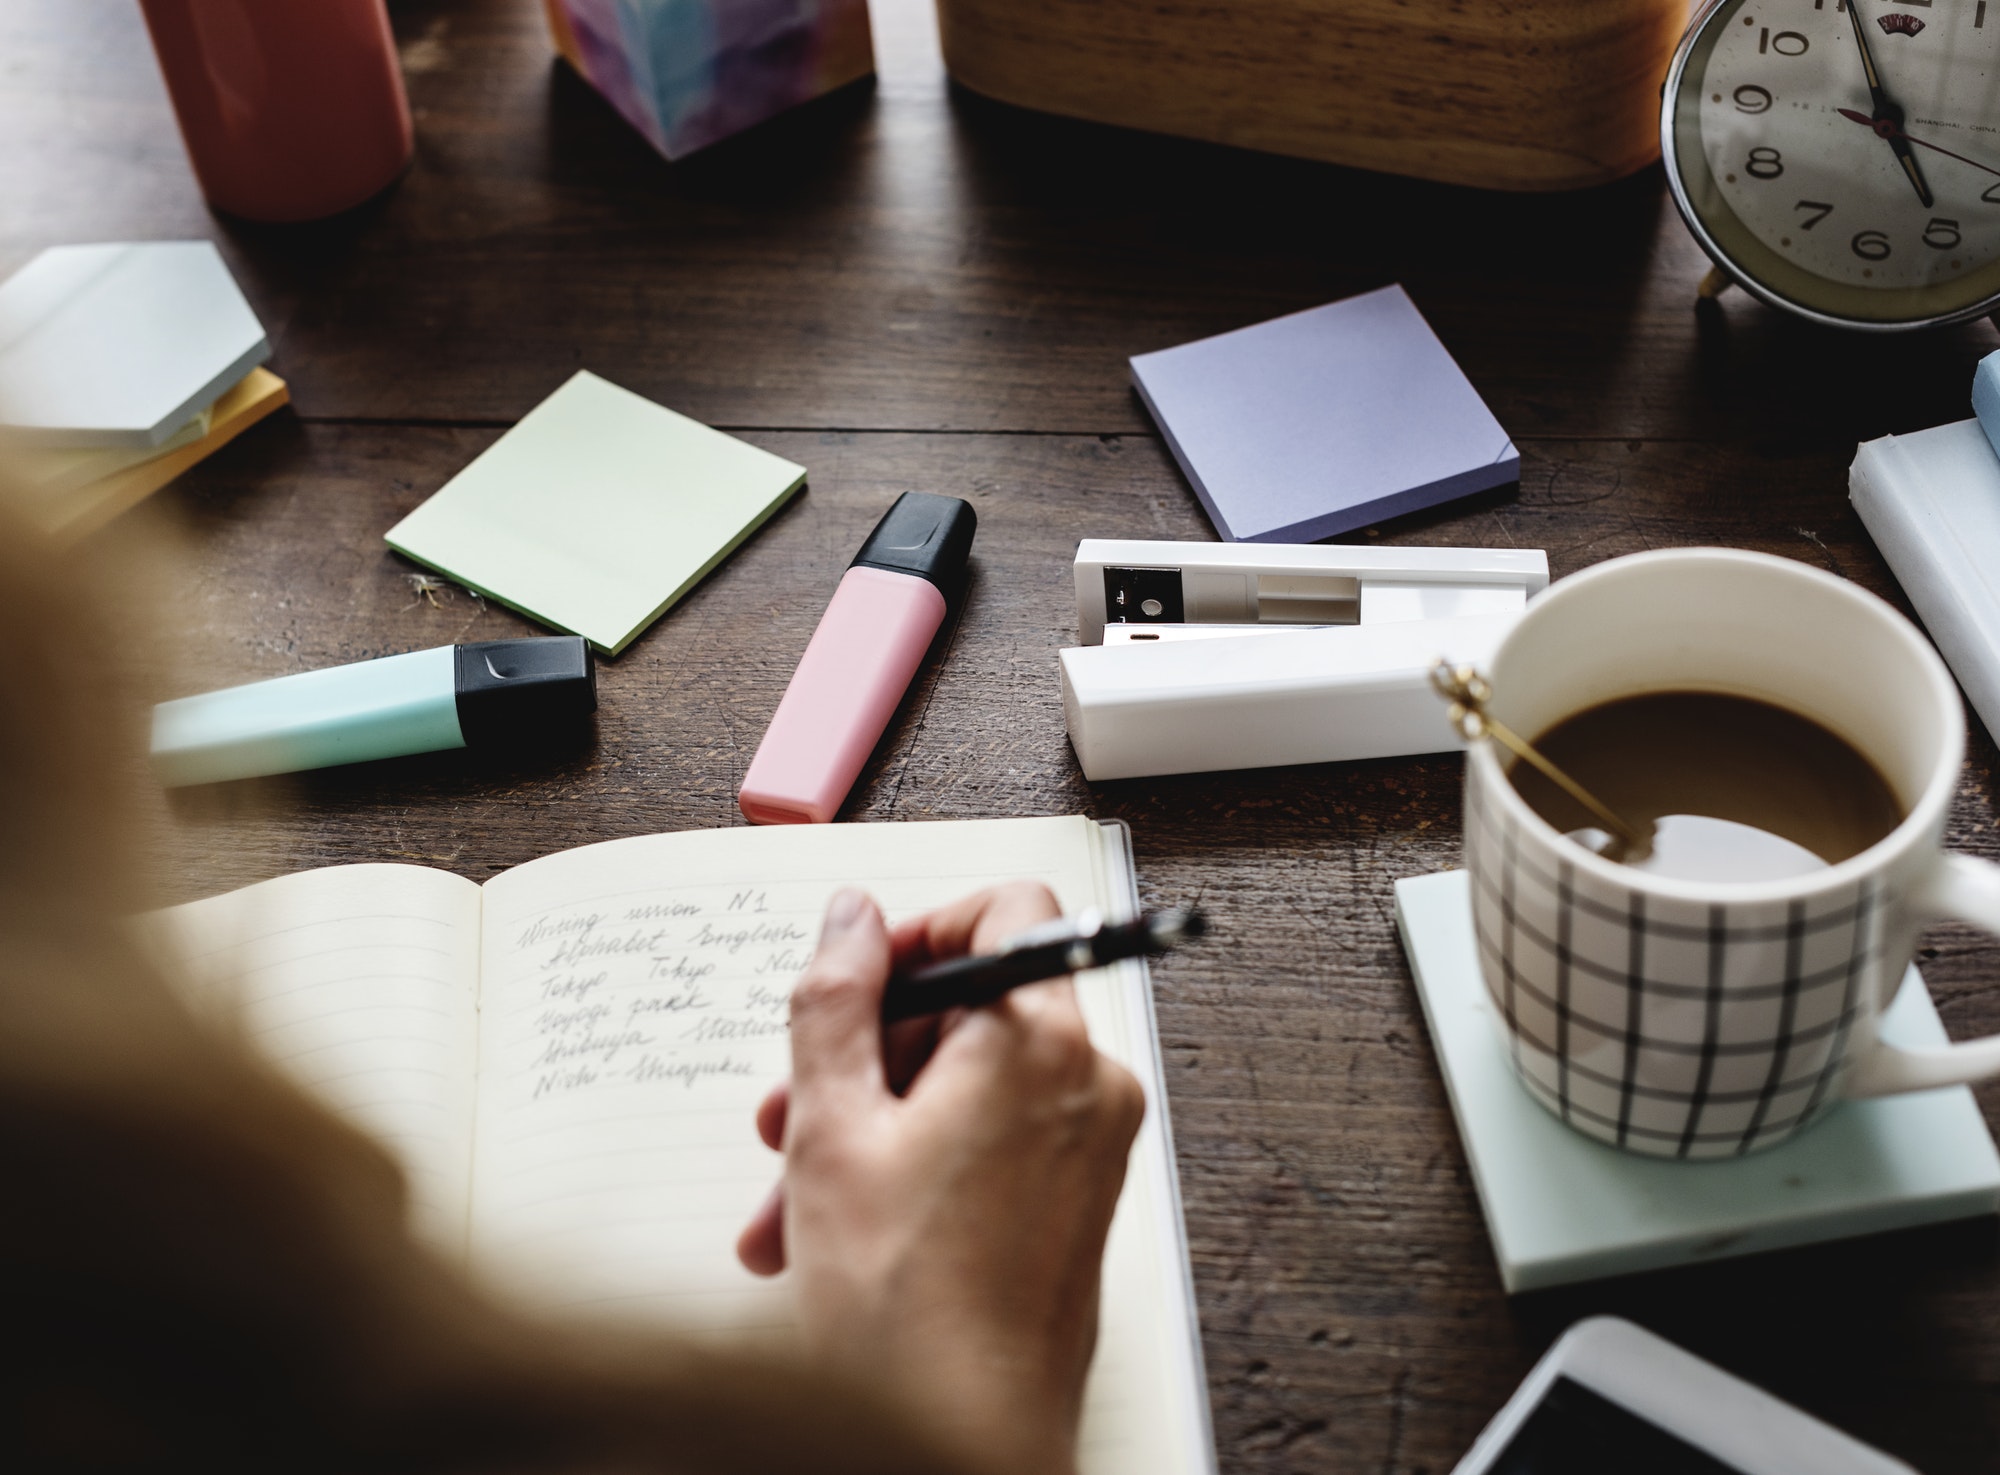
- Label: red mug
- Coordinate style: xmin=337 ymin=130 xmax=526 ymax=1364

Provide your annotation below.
xmin=138 ymin=0 xmax=414 ymax=223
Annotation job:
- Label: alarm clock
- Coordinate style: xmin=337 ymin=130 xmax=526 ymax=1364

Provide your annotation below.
xmin=1662 ymin=0 xmax=2000 ymax=329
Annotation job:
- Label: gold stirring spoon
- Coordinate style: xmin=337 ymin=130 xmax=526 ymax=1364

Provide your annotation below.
xmin=1428 ymin=661 xmax=1655 ymax=861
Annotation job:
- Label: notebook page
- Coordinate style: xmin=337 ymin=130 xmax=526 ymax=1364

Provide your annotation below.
xmin=470 ymin=817 xmax=1195 ymax=1474
xmin=146 ymin=864 xmax=484 ymax=1248
xmin=1078 ymin=827 xmax=1216 ymax=1475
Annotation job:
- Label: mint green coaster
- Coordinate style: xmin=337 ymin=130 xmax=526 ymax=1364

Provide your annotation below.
xmin=1395 ymin=869 xmax=2000 ymax=1292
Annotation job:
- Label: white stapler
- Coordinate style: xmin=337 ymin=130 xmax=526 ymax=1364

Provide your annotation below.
xmin=1060 ymin=540 xmax=1549 ymax=781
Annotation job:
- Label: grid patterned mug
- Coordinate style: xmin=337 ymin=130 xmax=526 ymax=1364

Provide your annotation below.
xmin=1464 ymin=548 xmax=2000 ymax=1159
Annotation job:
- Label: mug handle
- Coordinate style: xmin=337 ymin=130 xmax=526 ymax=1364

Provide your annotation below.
xmin=1847 ymin=854 xmax=2000 ymax=1097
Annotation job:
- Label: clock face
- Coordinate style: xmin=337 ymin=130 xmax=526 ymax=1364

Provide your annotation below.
xmin=1665 ymin=0 xmax=2000 ymax=326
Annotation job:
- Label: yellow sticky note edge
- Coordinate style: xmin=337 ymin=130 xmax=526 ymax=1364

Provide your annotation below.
xmin=15 ymin=404 xmax=214 ymax=497
xmin=40 ymin=368 xmax=289 ymax=541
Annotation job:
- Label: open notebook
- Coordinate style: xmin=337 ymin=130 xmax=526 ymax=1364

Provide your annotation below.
xmin=145 ymin=816 xmax=1216 ymax=1475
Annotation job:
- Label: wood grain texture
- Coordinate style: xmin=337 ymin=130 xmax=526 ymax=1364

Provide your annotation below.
xmin=7 ymin=1 xmax=1996 ymax=439
xmin=936 ymin=0 xmax=1688 ymax=191
xmin=16 ymin=0 xmax=2000 ymax=1470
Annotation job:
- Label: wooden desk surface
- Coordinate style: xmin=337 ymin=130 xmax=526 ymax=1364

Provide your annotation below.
xmin=8 ymin=0 xmax=1999 ymax=1467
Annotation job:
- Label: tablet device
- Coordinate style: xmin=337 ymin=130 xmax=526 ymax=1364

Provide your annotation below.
xmin=1452 ymin=1318 xmax=1914 ymax=1475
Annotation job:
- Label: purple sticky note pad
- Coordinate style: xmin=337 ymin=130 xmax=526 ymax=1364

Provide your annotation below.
xmin=1130 ymin=286 xmax=1519 ymax=543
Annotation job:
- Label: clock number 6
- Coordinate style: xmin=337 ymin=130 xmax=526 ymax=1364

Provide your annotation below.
xmin=1852 ymin=230 xmax=1892 ymax=261
xmin=1744 ymin=147 xmax=1784 ymax=180
xmin=1924 ymin=218 xmax=1963 ymax=250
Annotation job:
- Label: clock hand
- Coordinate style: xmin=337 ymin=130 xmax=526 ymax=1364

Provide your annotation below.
xmin=1847 ymin=3 xmax=1936 ymax=207
xmin=1837 ymin=107 xmax=2000 ymax=181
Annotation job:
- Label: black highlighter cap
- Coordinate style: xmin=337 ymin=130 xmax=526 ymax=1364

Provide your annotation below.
xmin=849 ymin=491 xmax=977 ymax=603
xmin=454 ymin=637 xmax=597 ymax=747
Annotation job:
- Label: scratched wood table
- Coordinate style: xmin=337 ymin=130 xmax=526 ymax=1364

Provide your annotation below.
xmin=7 ymin=1 xmax=2000 ymax=1469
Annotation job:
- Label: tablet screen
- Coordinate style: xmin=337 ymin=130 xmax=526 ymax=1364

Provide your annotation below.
xmin=1488 ymin=1376 xmax=1745 ymax=1474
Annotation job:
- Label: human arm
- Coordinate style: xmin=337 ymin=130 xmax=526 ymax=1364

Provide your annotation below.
xmin=736 ymin=884 xmax=1147 ymax=1475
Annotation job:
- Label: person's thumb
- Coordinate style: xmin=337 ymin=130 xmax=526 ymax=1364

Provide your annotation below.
xmin=788 ymin=888 xmax=891 ymax=1103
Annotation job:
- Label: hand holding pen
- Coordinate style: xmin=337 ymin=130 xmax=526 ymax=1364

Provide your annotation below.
xmin=736 ymin=883 xmax=1173 ymax=1472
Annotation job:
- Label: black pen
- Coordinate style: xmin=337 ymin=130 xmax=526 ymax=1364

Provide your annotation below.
xmin=881 ymin=908 xmax=1205 ymax=1023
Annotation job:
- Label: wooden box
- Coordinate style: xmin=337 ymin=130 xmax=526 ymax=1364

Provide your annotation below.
xmin=934 ymin=0 xmax=1689 ymax=192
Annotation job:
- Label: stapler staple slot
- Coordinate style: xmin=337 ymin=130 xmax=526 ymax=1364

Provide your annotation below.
xmin=1255 ymin=574 xmax=1359 ymax=625
xmin=1074 ymin=539 xmax=1549 ymax=646
xmin=1102 ymin=566 xmax=1185 ymax=625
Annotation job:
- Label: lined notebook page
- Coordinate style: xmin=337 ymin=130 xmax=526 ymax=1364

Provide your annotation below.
xmin=472 ymin=816 xmax=1203 ymax=1475
xmin=148 ymin=864 xmax=484 ymax=1247
xmin=1076 ymin=837 xmax=1214 ymax=1475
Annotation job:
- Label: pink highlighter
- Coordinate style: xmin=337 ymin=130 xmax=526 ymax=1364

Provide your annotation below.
xmin=739 ymin=493 xmax=978 ymax=824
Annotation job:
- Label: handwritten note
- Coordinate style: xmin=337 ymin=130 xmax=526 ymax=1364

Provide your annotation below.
xmin=153 ymin=819 xmax=1210 ymax=1475
xmin=508 ymin=895 xmax=801 ymax=1102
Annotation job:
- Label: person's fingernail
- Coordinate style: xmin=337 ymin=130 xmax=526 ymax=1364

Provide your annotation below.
xmin=821 ymin=888 xmax=867 ymax=939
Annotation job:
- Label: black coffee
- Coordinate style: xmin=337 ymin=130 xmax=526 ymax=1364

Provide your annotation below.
xmin=1507 ymin=691 xmax=1904 ymax=882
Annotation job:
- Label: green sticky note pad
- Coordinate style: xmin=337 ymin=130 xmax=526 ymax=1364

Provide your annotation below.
xmin=385 ymin=371 xmax=805 ymax=654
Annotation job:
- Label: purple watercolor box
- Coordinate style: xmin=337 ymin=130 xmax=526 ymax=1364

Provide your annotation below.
xmin=545 ymin=0 xmax=874 ymax=161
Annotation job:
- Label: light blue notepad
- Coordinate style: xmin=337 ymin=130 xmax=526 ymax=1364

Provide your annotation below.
xmin=0 ymin=241 xmax=268 ymax=449
xmin=1129 ymin=286 xmax=1518 ymax=543
xmin=1971 ymin=348 xmax=2000 ymax=456
xmin=1850 ymin=420 xmax=2000 ymax=747
xmin=1395 ymin=869 xmax=2000 ymax=1293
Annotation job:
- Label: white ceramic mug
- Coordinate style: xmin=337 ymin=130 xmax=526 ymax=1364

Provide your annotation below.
xmin=1464 ymin=548 xmax=2000 ymax=1159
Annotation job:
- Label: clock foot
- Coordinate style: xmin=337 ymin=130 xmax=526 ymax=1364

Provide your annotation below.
xmin=1696 ymin=266 xmax=1733 ymax=302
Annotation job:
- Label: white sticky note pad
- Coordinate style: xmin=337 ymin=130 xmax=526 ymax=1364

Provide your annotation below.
xmin=385 ymin=371 xmax=806 ymax=655
xmin=1395 ymin=869 xmax=2000 ymax=1293
xmin=0 ymin=241 xmax=268 ymax=448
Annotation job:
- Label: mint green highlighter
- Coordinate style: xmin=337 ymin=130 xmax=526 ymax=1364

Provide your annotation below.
xmin=151 ymin=638 xmax=595 ymax=787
